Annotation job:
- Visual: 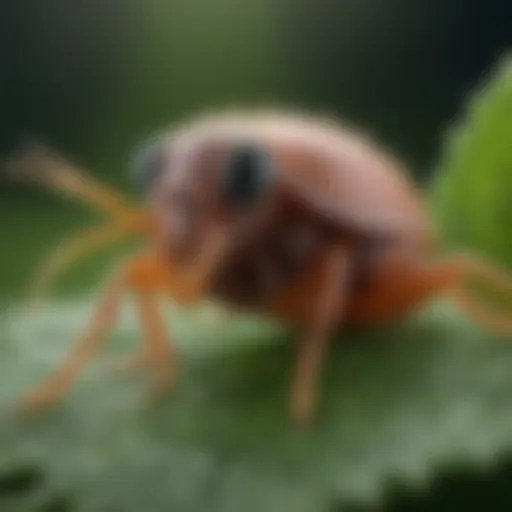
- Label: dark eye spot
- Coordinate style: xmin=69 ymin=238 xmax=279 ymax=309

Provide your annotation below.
xmin=131 ymin=134 xmax=169 ymax=194
xmin=220 ymin=143 xmax=275 ymax=207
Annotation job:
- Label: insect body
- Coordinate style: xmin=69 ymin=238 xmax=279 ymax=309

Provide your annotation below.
xmin=6 ymin=110 xmax=512 ymax=425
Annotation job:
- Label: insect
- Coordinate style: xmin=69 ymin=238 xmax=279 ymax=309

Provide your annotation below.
xmin=5 ymin=110 xmax=512 ymax=425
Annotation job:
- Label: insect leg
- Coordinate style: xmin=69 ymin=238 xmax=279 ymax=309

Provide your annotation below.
xmin=350 ymin=251 xmax=512 ymax=335
xmin=25 ymin=224 xmax=131 ymax=312
xmin=16 ymin=267 xmax=126 ymax=416
xmin=110 ymin=254 xmax=182 ymax=393
xmin=134 ymin=290 xmax=175 ymax=396
xmin=445 ymin=253 xmax=512 ymax=336
xmin=111 ymin=293 xmax=174 ymax=387
xmin=289 ymin=247 xmax=352 ymax=426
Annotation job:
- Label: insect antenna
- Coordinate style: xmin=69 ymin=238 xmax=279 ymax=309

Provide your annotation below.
xmin=1 ymin=141 xmax=154 ymax=310
xmin=24 ymin=224 xmax=136 ymax=313
xmin=1 ymin=140 xmax=137 ymax=222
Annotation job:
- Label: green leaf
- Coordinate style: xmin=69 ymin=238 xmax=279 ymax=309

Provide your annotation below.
xmin=1 ymin=298 xmax=512 ymax=512
xmin=432 ymin=54 xmax=512 ymax=267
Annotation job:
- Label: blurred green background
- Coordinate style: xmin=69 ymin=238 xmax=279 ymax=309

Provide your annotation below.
xmin=1 ymin=0 xmax=512 ymax=509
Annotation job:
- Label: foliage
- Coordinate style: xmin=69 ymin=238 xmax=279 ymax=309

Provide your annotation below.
xmin=432 ymin=56 xmax=512 ymax=266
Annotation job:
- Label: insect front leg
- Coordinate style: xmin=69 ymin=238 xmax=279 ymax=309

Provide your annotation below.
xmin=16 ymin=254 xmax=180 ymax=416
xmin=289 ymin=246 xmax=352 ymax=426
xmin=113 ymin=289 xmax=176 ymax=398
xmin=16 ymin=267 xmax=126 ymax=415
xmin=113 ymin=231 xmax=228 ymax=377
xmin=104 ymin=254 xmax=186 ymax=397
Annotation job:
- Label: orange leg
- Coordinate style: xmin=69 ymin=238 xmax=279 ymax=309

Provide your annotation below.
xmin=17 ymin=269 xmax=126 ymax=415
xmin=135 ymin=291 xmax=175 ymax=395
xmin=289 ymin=247 xmax=351 ymax=426
xmin=25 ymin=224 xmax=130 ymax=313
xmin=416 ymin=254 xmax=512 ymax=337
xmin=110 ymin=292 xmax=175 ymax=394
xmin=349 ymin=250 xmax=512 ymax=335
xmin=15 ymin=252 xmax=205 ymax=416
xmin=346 ymin=251 xmax=460 ymax=325
xmin=287 ymin=251 xmax=476 ymax=426
xmin=447 ymin=253 xmax=512 ymax=336
xmin=115 ymin=248 xmax=224 ymax=383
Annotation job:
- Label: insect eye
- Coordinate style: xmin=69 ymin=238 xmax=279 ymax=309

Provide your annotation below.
xmin=220 ymin=143 xmax=275 ymax=207
xmin=130 ymin=134 xmax=169 ymax=194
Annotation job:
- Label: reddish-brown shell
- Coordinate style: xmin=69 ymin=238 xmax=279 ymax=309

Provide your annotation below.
xmin=168 ymin=110 xmax=433 ymax=243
